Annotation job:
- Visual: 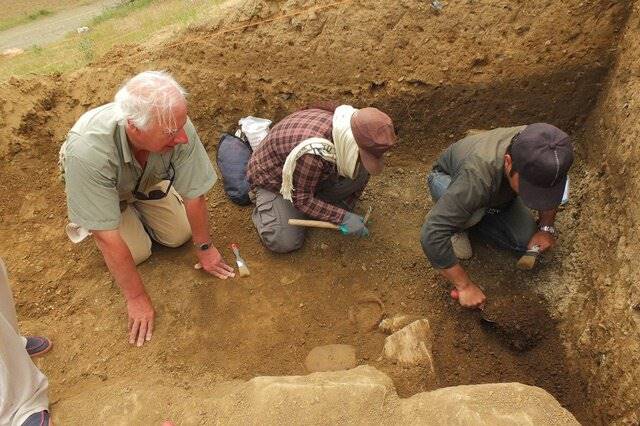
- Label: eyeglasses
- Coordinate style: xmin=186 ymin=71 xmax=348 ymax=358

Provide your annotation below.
xmin=163 ymin=127 xmax=180 ymax=138
xmin=133 ymin=163 xmax=175 ymax=200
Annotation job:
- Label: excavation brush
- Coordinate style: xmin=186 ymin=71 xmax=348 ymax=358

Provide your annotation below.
xmin=516 ymin=245 xmax=541 ymax=270
xmin=193 ymin=244 xmax=250 ymax=277
xmin=231 ymin=243 xmax=250 ymax=277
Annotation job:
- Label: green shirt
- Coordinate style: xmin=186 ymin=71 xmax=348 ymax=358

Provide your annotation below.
xmin=423 ymin=126 xmax=526 ymax=269
xmin=62 ymin=103 xmax=217 ymax=231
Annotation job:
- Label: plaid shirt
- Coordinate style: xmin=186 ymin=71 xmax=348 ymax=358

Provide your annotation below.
xmin=247 ymin=108 xmax=348 ymax=224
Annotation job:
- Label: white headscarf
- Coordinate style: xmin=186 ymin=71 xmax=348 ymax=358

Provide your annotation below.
xmin=280 ymin=105 xmax=360 ymax=202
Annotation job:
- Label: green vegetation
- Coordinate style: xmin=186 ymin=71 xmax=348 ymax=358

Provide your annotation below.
xmin=91 ymin=0 xmax=155 ymax=25
xmin=78 ymin=37 xmax=95 ymax=61
xmin=0 ymin=0 xmax=223 ymax=81
xmin=28 ymin=9 xmax=53 ymax=21
xmin=0 ymin=9 xmax=53 ymax=32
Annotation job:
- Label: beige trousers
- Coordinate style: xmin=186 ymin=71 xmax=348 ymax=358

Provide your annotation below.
xmin=0 ymin=258 xmax=49 ymax=426
xmin=119 ymin=186 xmax=192 ymax=265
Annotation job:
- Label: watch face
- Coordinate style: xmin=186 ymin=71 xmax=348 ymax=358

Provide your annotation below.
xmin=540 ymin=226 xmax=556 ymax=235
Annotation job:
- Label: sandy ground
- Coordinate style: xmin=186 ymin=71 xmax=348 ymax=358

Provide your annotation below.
xmin=0 ymin=0 xmax=122 ymax=50
xmin=0 ymin=0 xmax=637 ymax=424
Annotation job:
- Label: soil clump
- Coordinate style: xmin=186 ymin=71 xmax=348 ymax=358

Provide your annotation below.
xmin=481 ymin=292 xmax=551 ymax=352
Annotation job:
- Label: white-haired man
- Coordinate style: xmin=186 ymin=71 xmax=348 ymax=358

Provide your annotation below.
xmin=61 ymin=71 xmax=234 ymax=347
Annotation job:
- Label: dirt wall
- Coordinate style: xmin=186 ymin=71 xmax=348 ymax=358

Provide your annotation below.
xmin=555 ymin=2 xmax=640 ymax=423
xmin=1 ymin=0 xmax=627 ymax=161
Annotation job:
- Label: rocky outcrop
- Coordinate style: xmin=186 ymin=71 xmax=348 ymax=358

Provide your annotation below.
xmin=56 ymin=366 xmax=578 ymax=424
xmin=218 ymin=366 xmax=579 ymax=425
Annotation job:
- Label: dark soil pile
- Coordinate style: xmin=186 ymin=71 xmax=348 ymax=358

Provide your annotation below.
xmin=481 ymin=293 xmax=551 ymax=352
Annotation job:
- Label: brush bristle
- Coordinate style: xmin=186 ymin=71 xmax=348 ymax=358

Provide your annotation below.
xmin=238 ymin=265 xmax=250 ymax=277
xmin=516 ymin=254 xmax=536 ymax=270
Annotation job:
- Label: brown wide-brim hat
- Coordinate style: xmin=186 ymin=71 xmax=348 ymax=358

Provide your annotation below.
xmin=350 ymin=107 xmax=397 ymax=175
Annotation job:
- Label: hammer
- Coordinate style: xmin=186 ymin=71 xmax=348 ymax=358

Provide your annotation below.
xmin=288 ymin=206 xmax=373 ymax=231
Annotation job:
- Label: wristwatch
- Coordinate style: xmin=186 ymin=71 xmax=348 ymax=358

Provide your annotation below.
xmin=539 ymin=225 xmax=556 ymax=236
xmin=194 ymin=241 xmax=212 ymax=251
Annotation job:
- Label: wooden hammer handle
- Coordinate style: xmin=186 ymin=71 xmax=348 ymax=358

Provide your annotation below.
xmin=288 ymin=219 xmax=340 ymax=230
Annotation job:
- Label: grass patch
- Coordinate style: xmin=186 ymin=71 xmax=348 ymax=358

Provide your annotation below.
xmin=28 ymin=9 xmax=53 ymax=21
xmin=91 ymin=0 xmax=155 ymax=25
xmin=0 ymin=0 xmax=223 ymax=81
xmin=0 ymin=9 xmax=54 ymax=32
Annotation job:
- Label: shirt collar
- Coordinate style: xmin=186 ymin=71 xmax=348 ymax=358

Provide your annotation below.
xmin=117 ymin=121 xmax=134 ymax=164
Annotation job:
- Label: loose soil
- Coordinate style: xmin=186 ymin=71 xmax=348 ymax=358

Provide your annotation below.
xmin=480 ymin=292 xmax=551 ymax=352
xmin=0 ymin=0 xmax=637 ymax=424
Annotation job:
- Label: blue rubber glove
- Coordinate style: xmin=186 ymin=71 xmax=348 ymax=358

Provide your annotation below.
xmin=339 ymin=212 xmax=369 ymax=237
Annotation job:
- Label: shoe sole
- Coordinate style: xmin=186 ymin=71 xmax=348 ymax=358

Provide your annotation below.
xmin=29 ymin=340 xmax=53 ymax=358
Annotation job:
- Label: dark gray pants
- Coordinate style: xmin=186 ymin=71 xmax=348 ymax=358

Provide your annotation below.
xmin=425 ymin=169 xmax=536 ymax=253
xmin=252 ymin=168 xmax=368 ymax=253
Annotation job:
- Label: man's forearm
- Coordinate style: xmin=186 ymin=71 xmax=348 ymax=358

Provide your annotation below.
xmin=183 ymin=195 xmax=211 ymax=244
xmin=439 ymin=263 xmax=474 ymax=290
xmin=294 ymin=194 xmax=346 ymax=224
xmin=93 ymin=230 xmax=146 ymax=300
xmin=538 ymin=209 xmax=557 ymax=226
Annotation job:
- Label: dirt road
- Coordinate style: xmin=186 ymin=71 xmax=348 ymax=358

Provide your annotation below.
xmin=0 ymin=0 xmax=121 ymax=51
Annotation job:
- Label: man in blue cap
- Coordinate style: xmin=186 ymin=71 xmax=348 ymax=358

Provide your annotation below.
xmin=421 ymin=124 xmax=574 ymax=308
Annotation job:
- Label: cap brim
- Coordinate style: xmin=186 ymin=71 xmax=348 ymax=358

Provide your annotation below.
xmin=359 ymin=148 xmax=384 ymax=175
xmin=519 ymin=174 xmax=566 ymax=211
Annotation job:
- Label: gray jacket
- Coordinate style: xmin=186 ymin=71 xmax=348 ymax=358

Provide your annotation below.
xmin=422 ymin=126 xmax=525 ymax=269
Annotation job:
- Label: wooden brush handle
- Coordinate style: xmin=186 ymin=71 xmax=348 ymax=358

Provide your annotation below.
xmin=288 ymin=219 xmax=340 ymax=230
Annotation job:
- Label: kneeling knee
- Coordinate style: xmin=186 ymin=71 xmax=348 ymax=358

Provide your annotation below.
xmin=161 ymin=230 xmax=191 ymax=248
xmin=132 ymin=244 xmax=152 ymax=266
xmin=155 ymin=221 xmax=191 ymax=248
xmin=260 ymin=228 xmax=304 ymax=253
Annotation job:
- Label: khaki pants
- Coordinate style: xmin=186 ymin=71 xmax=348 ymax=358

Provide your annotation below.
xmin=0 ymin=258 xmax=49 ymax=426
xmin=119 ymin=186 xmax=192 ymax=265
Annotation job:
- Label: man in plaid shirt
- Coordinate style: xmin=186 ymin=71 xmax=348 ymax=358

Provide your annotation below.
xmin=247 ymin=103 xmax=396 ymax=253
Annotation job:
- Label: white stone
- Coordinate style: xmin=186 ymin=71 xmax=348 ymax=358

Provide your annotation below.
xmin=1 ymin=48 xmax=24 ymax=57
xmin=383 ymin=319 xmax=434 ymax=370
xmin=400 ymin=382 xmax=579 ymax=425
xmin=379 ymin=314 xmax=423 ymax=334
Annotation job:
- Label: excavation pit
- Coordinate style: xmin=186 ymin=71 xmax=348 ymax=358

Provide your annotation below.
xmin=1 ymin=0 xmax=639 ymax=424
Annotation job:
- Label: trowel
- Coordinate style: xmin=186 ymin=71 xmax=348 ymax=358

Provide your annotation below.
xmin=449 ymin=288 xmax=496 ymax=324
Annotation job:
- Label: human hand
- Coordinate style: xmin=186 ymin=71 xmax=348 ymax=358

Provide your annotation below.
xmin=339 ymin=212 xmax=369 ymax=237
xmin=196 ymin=246 xmax=235 ymax=279
xmin=451 ymin=283 xmax=486 ymax=309
xmin=127 ymin=292 xmax=155 ymax=347
xmin=528 ymin=230 xmax=556 ymax=252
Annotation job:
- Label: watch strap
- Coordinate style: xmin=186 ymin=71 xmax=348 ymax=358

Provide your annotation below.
xmin=195 ymin=241 xmax=212 ymax=251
